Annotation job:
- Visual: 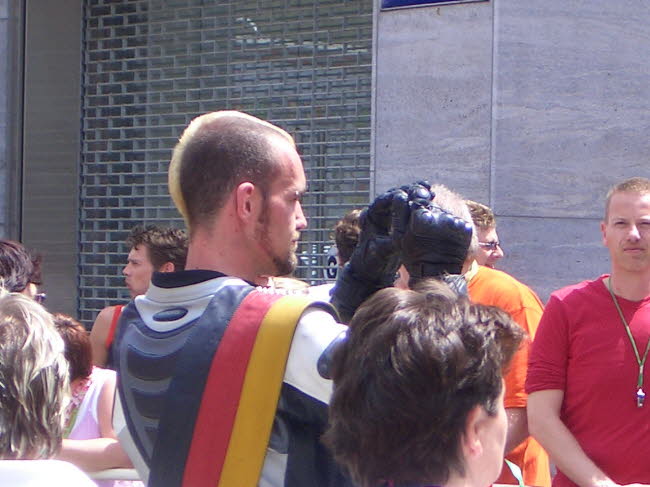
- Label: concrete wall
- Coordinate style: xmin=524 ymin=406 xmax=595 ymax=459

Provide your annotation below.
xmin=0 ymin=2 xmax=7 ymax=237
xmin=0 ymin=0 xmax=19 ymax=239
xmin=373 ymin=0 xmax=648 ymax=301
xmin=21 ymin=0 xmax=82 ymax=315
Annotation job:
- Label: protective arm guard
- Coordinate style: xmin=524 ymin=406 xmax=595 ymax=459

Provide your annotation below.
xmin=398 ymin=200 xmax=473 ymax=292
xmin=330 ymin=260 xmax=398 ymax=324
xmin=330 ymin=190 xmax=401 ymax=323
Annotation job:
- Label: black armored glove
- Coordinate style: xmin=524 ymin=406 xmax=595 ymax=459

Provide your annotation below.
xmin=396 ymin=195 xmax=473 ymax=289
xmin=330 ymin=189 xmax=402 ymax=323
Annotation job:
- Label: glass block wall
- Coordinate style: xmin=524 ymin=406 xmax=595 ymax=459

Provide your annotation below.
xmin=79 ymin=0 xmax=373 ymax=324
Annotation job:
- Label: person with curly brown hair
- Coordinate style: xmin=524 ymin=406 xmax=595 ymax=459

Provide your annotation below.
xmin=324 ymin=280 xmax=525 ymax=487
xmin=89 ymin=225 xmax=188 ymax=368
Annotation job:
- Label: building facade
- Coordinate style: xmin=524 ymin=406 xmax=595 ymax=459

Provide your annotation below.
xmin=2 ymin=0 xmax=648 ymax=324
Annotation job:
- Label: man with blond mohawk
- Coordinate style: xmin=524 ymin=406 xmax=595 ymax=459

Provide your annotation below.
xmin=113 ymin=111 xmax=471 ymax=487
xmin=113 ymin=111 xmax=351 ymax=487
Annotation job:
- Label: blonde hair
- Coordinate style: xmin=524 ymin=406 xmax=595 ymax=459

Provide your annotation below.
xmin=0 ymin=291 xmax=69 ymax=459
xmin=604 ymin=177 xmax=650 ymax=221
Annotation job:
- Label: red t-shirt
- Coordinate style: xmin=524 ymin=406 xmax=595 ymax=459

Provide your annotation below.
xmin=527 ymin=275 xmax=650 ymax=486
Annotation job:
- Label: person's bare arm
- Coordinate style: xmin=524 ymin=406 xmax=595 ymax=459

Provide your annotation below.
xmin=97 ymin=372 xmax=119 ymax=439
xmin=528 ymin=389 xmax=614 ymax=487
xmin=57 ymin=374 xmax=132 ymax=472
xmin=89 ymin=306 xmax=115 ymax=367
xmin=58 ymin=438 xmax=131 ymax=472
xmin=505 ymin=407 xmax=528 ymax=454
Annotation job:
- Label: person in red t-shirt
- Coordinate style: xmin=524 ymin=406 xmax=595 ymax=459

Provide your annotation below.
xmin=527 ymin=177 xmax=650 ymax=487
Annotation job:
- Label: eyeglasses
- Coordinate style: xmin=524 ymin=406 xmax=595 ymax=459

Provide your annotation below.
xmin=478 ymin=241 xmax=502 ymax=251
xmin=34 ymin=293 xmax=47 ymax=304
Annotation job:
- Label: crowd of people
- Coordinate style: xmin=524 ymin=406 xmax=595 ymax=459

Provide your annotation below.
xmin=0 ymin=110 xmax=648 ymax=487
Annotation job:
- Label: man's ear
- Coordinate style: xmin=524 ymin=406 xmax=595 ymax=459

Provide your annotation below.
xmin=600 ymin=220 xmax=607 ymax=246
xmin=159 ymin=261 xmax=175 ymax=273
xmin=461 ymin=405 xmax=485 ymax=460
xmin=234 ymin=182 xmax=262 ymax=222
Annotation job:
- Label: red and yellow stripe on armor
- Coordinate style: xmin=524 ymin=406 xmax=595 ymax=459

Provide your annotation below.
xmin=182 ymin=292 xmax=315 ymax=487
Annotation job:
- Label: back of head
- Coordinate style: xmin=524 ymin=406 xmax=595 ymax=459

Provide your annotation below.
xmin=334 ymin=209 xmax=362 ymax=266
xmin=168 ymin=111 xmax=295 ymax=232
xmin=53 ymin=313 xmax=92 ymax=382
xmin=0 ymin=292 xmax=68 ymax=460
xmin=324 ymin=280 xmax=524 ymax=487
xmin=0 ymin=240 xmax=41 ymax=293
xmin=431 ymin=185 xmax=478 ymax=255
xmin=126 ymin=224 xmax=189 ymax=271
xmin=604 ymin=176 xmax=650 ymax=220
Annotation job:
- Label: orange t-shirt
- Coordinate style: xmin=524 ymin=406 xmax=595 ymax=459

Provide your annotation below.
xmin=468 ymin=265 xmax=550 ymax=487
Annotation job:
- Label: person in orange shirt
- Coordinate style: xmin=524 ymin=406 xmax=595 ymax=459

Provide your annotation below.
xmin=465 ymin=200 xmax=550 ymax=487
xmin=395 ymin=190 xmax=550 ymax=487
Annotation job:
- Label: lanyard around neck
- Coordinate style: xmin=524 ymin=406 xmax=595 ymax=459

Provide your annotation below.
xmin=606 ymin=278 xmax=650 ymax=407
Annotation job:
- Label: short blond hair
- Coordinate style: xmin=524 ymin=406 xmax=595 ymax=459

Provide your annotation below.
xmin=0 ymin=292 xmax=69 ymax=459
xmin=604 ymin=177 xmax=650 ymax=221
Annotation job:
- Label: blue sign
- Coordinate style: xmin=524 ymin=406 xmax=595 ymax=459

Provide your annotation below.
xmin=382 ymin=0 xmax=484 ymax=8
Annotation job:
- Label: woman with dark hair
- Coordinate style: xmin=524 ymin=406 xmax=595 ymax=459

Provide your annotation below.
xmin=324 ymin=280 xmax=525 ymax=487
xmin=53 ymin=314 xmax=136 ymax=486
xmin=0 ymin=239 xmax=44 ymax=300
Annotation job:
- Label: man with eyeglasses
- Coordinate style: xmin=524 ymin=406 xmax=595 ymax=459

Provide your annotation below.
xmin=464 ymin=200 xmax=550 ymax=487
xmin=390 ymin=193 xmax=550 ymax=486
xmin=467 ymin=200 xmax=504 ymax=268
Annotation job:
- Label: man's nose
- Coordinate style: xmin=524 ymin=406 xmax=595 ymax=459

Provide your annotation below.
xmin=629 ymin=225 xmax=641 ymax=240
xmin=494 ymin=245 xmax=504 ymax=259
xmin=296 ymin=202 xmax=307 ymax=230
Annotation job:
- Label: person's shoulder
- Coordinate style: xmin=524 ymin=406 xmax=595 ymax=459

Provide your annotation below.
xmin=0 ymin=460 xmax=96 ymax=487
xmin=92 ymin=365 xmax=117 ymax=382
xmin=306 ymin=283 xmax=335 ymax=302
xmin=471 ymin=266 xmax=542 ymax=306
xmin=549 ymin=276 xmax=605 ymax=303
xmin=45 ymin=461 xmax=97 ymax=486
xmin=296 ymin=301 xmax=346 ymax=340
xmin=475 ymin=266 xmax=526 ymax=290
xmin=89 ymin=305 xmax=123 ymax=356
xmin=92 ymin=305 xmax=119 ymax=328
